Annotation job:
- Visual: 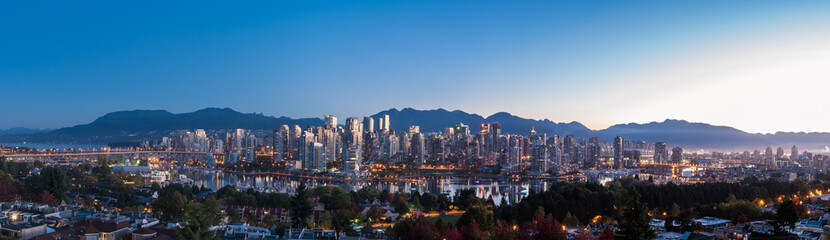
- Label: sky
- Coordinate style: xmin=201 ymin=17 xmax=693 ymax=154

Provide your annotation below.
xmin=1 ymin=1 xmax=829 ymax=133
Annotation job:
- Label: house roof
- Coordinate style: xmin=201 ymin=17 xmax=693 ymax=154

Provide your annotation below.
xmin=133 ymin=228 xmax=157 ymax=235
xmin=74 ymin=219 xmax=130 ymax=234
xmin=31 ymin=228 xmax=81 ymax=240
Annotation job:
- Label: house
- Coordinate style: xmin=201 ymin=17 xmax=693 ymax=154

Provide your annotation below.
xmin=794 ymin=219 xmax=824 ymax=232
xmin=31 ymin=218 xmax=132 ymax=240
xmin=691 ymin=217 xmax=731 ymax=230
xmin=130 ymin=225 xmax=176 ymax=240
xmin=0 ymin=223 xmax=48 ymax=240
xmin=220 ymin=221 xmax=273 ymax=239
xmin=360 ymin=205 xmax=400 ymax=222
xmin=681 ymin=232 xmax=716 ymax=240
xmin=655 ymin=232 xmax=683 ymax=240
xmin=713 ymin=227 xmax=748 ymax=240
xmin=283 ymin=228 xmax=336 ymax=240
xmin=74 ymin=218 xmax=131 ymax=240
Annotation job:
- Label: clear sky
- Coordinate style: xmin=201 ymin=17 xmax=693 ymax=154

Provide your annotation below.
xmin=2 ymin=1 xmax=829 ymax=133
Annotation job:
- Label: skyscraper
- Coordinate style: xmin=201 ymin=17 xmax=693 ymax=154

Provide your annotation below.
xmin=324 ymin=115 xmax=338 ymax=129
xmin=491 ymin=122 xmax=501 ymax=150
xmin=586 ymin=137 xmax=601 ymax=168
xmin=384 ymin=114 xmax=390 ymax=131
xmin=613 ymin=136 xmax=624 ymax=168
xmin=776 ymin=147 xmax=785 ymax=159
xmin=343 ymin=117 xmax=363 ymax=172
xmin=654 ymin=142 xmax=668 ymax=164
xmin=791 ymin=145 xmax=799 ymax=159
xmin=304 ymin=142 xmax=326 ymax=172
xmin=363 ymin=117 xmax=374 ymax=133
xmin=671 ymin=147 xmax=683 ymax=163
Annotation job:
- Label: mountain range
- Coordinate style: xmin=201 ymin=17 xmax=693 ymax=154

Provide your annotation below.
xmin=0 ymin=127 xmax=52 ymax=136
xmin=3 ymin=107 xmax=830 ymax=151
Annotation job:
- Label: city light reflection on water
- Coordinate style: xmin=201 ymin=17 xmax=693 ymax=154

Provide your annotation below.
xmin=185 ymin=171 xmax=553 ymax=205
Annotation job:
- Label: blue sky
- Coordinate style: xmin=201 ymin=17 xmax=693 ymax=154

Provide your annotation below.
xmin=2 ymin=1 xmax=829 ymax=133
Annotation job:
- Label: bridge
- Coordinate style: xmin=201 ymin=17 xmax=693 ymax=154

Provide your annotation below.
xmin=640 ymin=162 xmax=725 ymax=169
xmin=0 ymin=150 xmax=209 ymax=162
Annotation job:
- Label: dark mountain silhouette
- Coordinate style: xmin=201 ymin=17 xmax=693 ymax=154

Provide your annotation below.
xmin=3 ymin=108 xmax=322 ymax=143
xmin=369 ymin=108 xmax=830 ymax=151
xmin=3 ymin=107 xmax=830 ymax=151
xmin=370 ymin=108 xmax=593 ymax=136
xmin=370 ymin=108 xmax=488 ymax=133
xmin=0 ymin=127 xmax=52 ymax=135
xmin=596 ymin=120 xmax=771 ymax=150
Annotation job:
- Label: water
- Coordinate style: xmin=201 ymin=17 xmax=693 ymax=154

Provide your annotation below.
xmin=184 ymin=170 xmax=553 ymax=205
xmin=0 ymin=142 xmax=106 ymax=151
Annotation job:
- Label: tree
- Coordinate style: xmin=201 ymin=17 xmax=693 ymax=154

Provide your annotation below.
xmin=292 ymin=183 xmax=314 ymax=226
xmin=534 ymin=206 xmax=546 ymax=219
xmin=366 ymin=204 xmax=386 ymax=222
xmin=411 ymin=195 xmax=421 ymax=209
xmin=456 ymin=205 xmax=494 ymax=231
xmin=25 ymin=166 xmax=71 ymax=200
xmin=421 ymin=193 xmax=437 ymax=210
xmin=618 ymin=191 xmax=656 ymax=240
xmin=0 ymin=176 xmax=23 ymax=202
xmin=332 ymin=210 xmax=359 ymax=236
xmin=774 ymin=200 xmax=799 ymax=233
xmin=318 ymin=212 xmax=332 ymax=230
xmin=176 ymin=203 xmax=214 ymax=240
xmin=516 ymin=216 xmax=567 ymax=240
xmin=563 ymin=212 xmax=580 ymax=227
xmin=670 ymin=203 xmax=681 ymax=218
xmin=262 ymin=214 xmax=276 ymax=228
xmin=246 ymin=213 xmax=258 ymax=225
xmin=201 ymin=197 xmax=223 ymax=225
xmin=311 ymin=186 xmax=353 ymax=210
xmin=460 ymin=220 xmax=489 ymax=240
xmin=391 ymin=217 xmax=437 ymax=240
xmin=37 ymin=190 xmax=59 ymax=206
xmin=151 ymin=191 xmax=189 ymax=221
xmin=395 ymin=200 xmax=410 ymax=215
xmin=598 ymin=227 xmax=615 ymax=240
xmin=227 ymin=208 xmax=241 ymax=222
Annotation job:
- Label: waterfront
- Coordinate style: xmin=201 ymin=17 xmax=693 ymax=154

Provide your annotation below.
xmin=0 ymin=142 xmax=106 ymax=151
xmin=184 ymin=170 xmax=551 ymax=205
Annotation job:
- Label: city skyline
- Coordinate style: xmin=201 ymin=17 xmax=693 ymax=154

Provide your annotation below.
xmin=3 ymin=1 xmax=830 ymax=133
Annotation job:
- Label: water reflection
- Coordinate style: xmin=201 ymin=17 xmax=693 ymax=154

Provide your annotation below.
xmin=184 ymin=171 xmax=553 ymax=205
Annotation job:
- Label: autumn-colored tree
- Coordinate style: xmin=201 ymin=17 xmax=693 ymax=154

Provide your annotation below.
xmin=598 ymin=227 xmax=614 ymax=240
xmin=37 ymin=190 xmax=59 ymax=206
xmin=460 ymin=220 xmax=489 ymax=240
xmin=441 ymin=227 xmax=463 ymax=240
xmin=0 ymin=178 xmax=23 ymax=202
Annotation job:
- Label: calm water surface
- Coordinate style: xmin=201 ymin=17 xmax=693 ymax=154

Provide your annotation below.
xmin=184 ymin=170 xmax=553 ymax=205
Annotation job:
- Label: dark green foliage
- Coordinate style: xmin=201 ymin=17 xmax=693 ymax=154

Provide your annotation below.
xmin=618 ymin=191 xmax=656 ymax=240
xmin=497 ymin=177 xmax=819 ymax=225
xmin=311 ymin=186 xmax=353 ymax=210
xmin=151 ymin=191 xmax=189 ymax=221
xmin=395 ymin=200 xmax=410 ymax=215
xmin=391 ymin=217 xmax=438 ymax=240
xmin=176 ymin=201 xmax=216 ymax=240
xmin=420 ymin=193 xmax=438 ymax=210
xmin=332 ymin=210 xmax=360 ymax=236
xmin=292 ymin=183 xmax=314 ymax=227
xmin=716 ymin=200 xmax=761 ymax=222
xmin=456 ymin=205 xmax=494 ymax=231
xmin=25 ymin=166 xmax=72 ymax=200
xmin=454 ymin=189 xmax=485 ymax=210
xmin=774 ymin=200 xmax=799 ymax=233
xmin=216 ymin=185 xmax=291 ymax=208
